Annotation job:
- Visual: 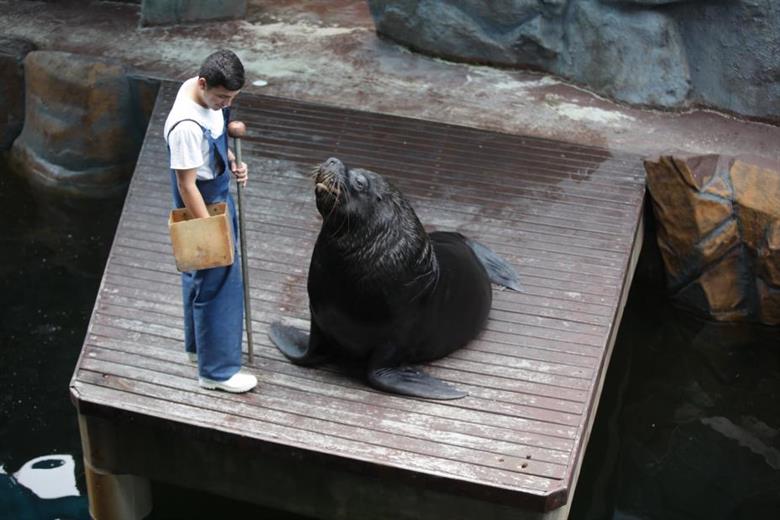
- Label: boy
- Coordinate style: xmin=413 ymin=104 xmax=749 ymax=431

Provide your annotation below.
xmin=164 ymin=49 xmax=256 ymax=393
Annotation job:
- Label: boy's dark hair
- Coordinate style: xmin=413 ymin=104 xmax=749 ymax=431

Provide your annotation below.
xmin=198 ymin=49 xmax=245 ymax=91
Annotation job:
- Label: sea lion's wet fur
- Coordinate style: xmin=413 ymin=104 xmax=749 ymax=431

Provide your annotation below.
xmin=313 ymin=161 xmax=435 ymax=296
xmin=269 ymin=158 xmax=519 ymax=399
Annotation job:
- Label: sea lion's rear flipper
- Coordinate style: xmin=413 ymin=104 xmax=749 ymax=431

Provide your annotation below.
xmin=367 ymin=366 xmax=467 ymax=400
xmin=269 ymin=321 xmax=331 ymax=366
xmin=464 ymin=237 xmax=522 ymax=291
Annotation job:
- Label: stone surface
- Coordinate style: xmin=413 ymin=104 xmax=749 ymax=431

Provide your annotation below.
xmin=141 ymin=0 xmax=246 ymax=26
xmin=688 ymin=250 xmax=749 ymax=321
xmin=757 ymin=279 xmax=780 ymax=325
xmin=763 ymin=222 xmax=780 ymax=286
xmin=644 ymin=155 xmax=733 ymax=285
xmin=678 ymin=0 xmax=780 ymax=120
xmin=697 ymin=219 xmax=739 ymax=266
xmin=731 ymin=159 xmax=780 ymax=250
xmin=368 ymin=0 xmax=780 ymax=120
xmin=0 ymin=37 xmax=36 ymax=150
xmin=369 ymin=0 xmax=564 ymax=69
xmin=645 ymin=154 xmax=780 ymax=325
xmin=1 ymin=1 xmax=779 ymax=164
xmin=565 ymin=1 xmax=690 ymax=106
xmin=9 ymin=51 xmax=158 ymax=197
xmin=603 ymin=1 xmax=689 ymax=4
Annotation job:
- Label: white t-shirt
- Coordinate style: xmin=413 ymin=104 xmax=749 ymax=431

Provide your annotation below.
xmin=164 ymin=77 xmax=226 ymax=181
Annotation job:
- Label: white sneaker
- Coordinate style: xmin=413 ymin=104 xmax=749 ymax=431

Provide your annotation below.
xmin=187 ymin=352 xmax=197 ymax=362
xmin=199 ymin=372 xmax=257 ymax=393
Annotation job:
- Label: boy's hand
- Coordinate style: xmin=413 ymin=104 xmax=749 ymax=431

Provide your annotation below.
xmin=231 ymin=160 xmax=248 ymax=187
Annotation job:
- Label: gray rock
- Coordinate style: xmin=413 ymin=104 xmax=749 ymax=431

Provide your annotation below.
xmin=141 ymin=0 xmax=246 ymax=26
xmin=564 ymin=1 xmax=691 ymax=106
xmin=602 ymin=0 xmax=692 ymax=5
xmin=372 ymin=1 xmax=516 ymax=65
xmin=674 ymin=0 xmax=780 ymax=119
xmin=370 ymin=0 xmax=564 ymax=68
xmin=0 ymin=37 xmax=36 ymax=150
xmin=368 ymin=0 xmax=780 ymax=119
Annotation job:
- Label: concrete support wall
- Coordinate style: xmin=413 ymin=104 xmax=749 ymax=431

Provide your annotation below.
xmin=9 ymin=51 xmax=158 ymax=197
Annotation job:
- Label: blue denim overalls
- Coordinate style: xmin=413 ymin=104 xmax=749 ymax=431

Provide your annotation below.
xmin=167 ymin=109 xmax=243 ymax=381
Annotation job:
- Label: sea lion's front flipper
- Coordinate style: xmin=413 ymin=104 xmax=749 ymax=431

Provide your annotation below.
xmin=268 ymin=321 xmax=331 ymax=366
xmin=367 ymin=366 xmax=467 ymax=400
xmin=464 ymin=237 xmax=522 ymax=291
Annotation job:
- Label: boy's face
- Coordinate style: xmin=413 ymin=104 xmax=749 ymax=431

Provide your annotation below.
xmin=197 ymin=77 xmax=240 ymax=110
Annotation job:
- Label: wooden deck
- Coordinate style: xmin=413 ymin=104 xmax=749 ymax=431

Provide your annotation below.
xmin=70 ymin=80 xmax=646 ymax=520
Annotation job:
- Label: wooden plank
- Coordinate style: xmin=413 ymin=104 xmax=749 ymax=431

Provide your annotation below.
xmin=113 ymin=221 xmax=627 ymax=294
xmin=130 ymin=170 xmax=638 ymax=261
xmin=106 ymin=242 xmax=620 ymax=315
xmin=110 ymin=233 xmax=624 ymax=304
xmin=98 ymin=289 xmax=601 ymax=370
xmin=227 ymin=99 xmax=644 ymax=172
xmin=79 ymin=352 xmax=572 ymax=474
xmin=138 ymin=145 xmax=643 ymax=211
xmin=90 ymin=306 xmax=593 ymax=405
xmin=74 ymin=372 xmax=558 ymax=492
xmin=86 ymin=329 xmax=587 ymax=417
xmin=136 ymin=123 xmax=643 ymax=200
xmin=95 ymin=278 xmax=609 ymax=359
xmin=137 ymin=150 xmax=642 ymax=224
xmin=125 ymin=169 xmax=636 ymax=244
xmin=74 ymin=408 xmax=567 ymax=518
xmin=129 ymin=174 xmax=637 ymax=254
xmin=101 ymin=250 xmax=611 ymax=341
xmin=150 ymin=84 xmax=637 ymax=177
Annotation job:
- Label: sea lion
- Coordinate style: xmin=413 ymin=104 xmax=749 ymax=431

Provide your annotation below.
xmin=269 ymin=157 xmax=520 ymax=399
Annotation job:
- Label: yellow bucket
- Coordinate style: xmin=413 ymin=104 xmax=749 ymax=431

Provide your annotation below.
xmin=168 ymin=202 xmax=234 ymax=272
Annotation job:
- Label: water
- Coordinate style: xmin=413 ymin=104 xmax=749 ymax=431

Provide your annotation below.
xmin=0 ymin=159 xmax=307 ymax=519
xmin=570 ymin=247 xmax=780 ymax=519
xmin=1 ymin=157 xmax=778 ymax=519
xmin=0 ymin=159 xmax=120 ymax=519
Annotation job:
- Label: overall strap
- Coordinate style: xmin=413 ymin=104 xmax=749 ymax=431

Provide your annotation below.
xmin=213 ymin=108 xmax=231 ymax=175
xmin=166 ymin=118 xmax=205 ymax=141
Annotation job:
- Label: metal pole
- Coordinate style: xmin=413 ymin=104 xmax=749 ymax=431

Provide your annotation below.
xmin=227 ymin=121 xmax=253 ymax=364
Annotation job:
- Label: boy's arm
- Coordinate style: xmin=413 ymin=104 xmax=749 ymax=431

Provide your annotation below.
xmin=175 ymin=168 xmax=210 ymax=219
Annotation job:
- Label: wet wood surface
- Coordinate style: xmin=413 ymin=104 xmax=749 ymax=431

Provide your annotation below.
xmin=71 ymin=81 xmax=646 ymax=517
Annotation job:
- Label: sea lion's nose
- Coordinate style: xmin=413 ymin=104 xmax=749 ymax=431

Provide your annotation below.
xmin=325 ymin=157 xmax=341 ymax=167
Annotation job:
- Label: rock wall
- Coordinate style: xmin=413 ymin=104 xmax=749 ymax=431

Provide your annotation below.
xmin=368 ymin=0 xmax=780 ymax=120
xmin=141 ymin=0 xmax=246 ymax=26
xmin=9 ymin=51 xmax=158 ymax=197
xmin=644 ymin=155 xmax=780 ymax=325
xmin=0 ymin=38 xmax=36 ymax=151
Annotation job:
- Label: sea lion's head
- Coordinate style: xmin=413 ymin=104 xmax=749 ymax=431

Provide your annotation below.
xmin=311 ymin=157 xmax=433 ymax=272
xmin=313 ymin=157 xmax=396 ymax=227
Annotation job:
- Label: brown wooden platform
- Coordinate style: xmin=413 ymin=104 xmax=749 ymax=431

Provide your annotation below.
xmin=70 ymin=80 xmax=646 ymax=520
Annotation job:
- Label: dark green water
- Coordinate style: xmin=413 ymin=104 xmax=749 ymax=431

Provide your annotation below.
xmin=0 ymin=159 xmax=307 ymax=520
xmin=0 ymin=158 xmax=119 ymax=519
xmin=569 ymin=232 xmax=780 ymax=519
xmin=1 ymin=158 xmax=778 ymax=519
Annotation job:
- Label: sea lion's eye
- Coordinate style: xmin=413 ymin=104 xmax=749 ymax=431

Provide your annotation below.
xmin=353 ymin=174 xmax=367 ymax=191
